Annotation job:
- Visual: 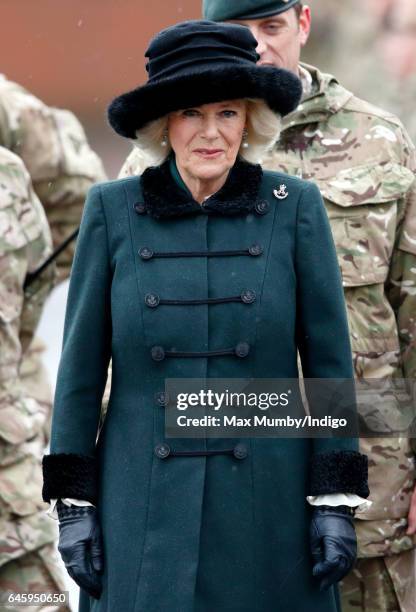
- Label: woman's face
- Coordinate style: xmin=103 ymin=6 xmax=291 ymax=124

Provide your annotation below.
xmin=167 ymin=100 xmax=247 ymax=183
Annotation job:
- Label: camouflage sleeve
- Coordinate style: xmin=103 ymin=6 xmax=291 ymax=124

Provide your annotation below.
xmin=0 ymin=148 xmax=55 ymax=447
xmin=0 ymin=78 xmax=107 ymax=282
xmin=385 ymin=132 xmax=416 ymax=392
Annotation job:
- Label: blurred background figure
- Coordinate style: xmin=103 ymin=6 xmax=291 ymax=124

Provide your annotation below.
xmin=304 ymin=0 xmax=416 ymax=142
xmin=0 ymin=147 xmax=69 ymax=611
xmin=0 ymin=74 xmax=106 ymax=413
xmin=377 ymin=0 xmax=416 ymax=142
xmin=0 ymin=76 xmax=106 ymax=610
xmin=379 ymin=0 xmax=416 ymax=80
xmin=363 ymin=0 xmax=393 ymax=23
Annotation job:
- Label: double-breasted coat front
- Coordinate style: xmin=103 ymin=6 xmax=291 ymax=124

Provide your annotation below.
xmin=42 ymin=158 xmax=368 ymax=612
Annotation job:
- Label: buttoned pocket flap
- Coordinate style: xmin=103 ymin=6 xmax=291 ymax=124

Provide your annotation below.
xmin=318 ymin=162 xmax=414 ymax=208
xmin=316 ymin=163 xmax=413 ymax=286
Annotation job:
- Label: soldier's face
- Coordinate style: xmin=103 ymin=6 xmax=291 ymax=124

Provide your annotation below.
xmin=228 ymin=6 xmax=311 ymax=75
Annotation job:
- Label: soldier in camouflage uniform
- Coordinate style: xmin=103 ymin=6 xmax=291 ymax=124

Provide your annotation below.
xmin=0 ymin=76 xmax=106 ymax=608
xmin=0 ymin=147 xmax=69 ymax=609
xmin=276 ymin=66 xmax=416 ymax=611
xmin=0 ymin=74 xmax=107 ymax=418
xmin=121 ymin=2 xmax=416 ymax=610
xmin=0 ymin=74 xmax=107 ymax=280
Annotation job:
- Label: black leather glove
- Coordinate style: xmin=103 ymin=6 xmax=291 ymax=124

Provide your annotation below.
xmin=310 ymin=505 xmax=357 ymax=591
xmin=56 ymin=500 xmax=103 ymax=599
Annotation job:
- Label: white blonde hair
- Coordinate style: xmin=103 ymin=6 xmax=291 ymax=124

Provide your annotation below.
xmin=131 ymin=99 xmax=281 ymax=173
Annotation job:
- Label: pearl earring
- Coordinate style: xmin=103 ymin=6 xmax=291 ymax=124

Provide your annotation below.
xmin=161 ymin=130 xmax=168 ymax=147
xmin=242 ymin=128 xmax=249 ymax=149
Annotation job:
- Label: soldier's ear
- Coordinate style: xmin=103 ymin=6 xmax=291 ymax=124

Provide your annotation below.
xmin=298 ymin=5 xmax=311 ymax=47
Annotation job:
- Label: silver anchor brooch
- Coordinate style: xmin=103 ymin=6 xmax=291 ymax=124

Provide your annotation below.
xmin=273 ymin=184 xmax=288 ymax=200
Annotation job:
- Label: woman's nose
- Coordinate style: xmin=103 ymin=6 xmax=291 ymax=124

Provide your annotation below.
xmin=201 ymin=116 xmax=220 ymax=139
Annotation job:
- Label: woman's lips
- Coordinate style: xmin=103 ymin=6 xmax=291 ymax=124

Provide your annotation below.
xmin=193 ymin=149 xmax=224 ymax=158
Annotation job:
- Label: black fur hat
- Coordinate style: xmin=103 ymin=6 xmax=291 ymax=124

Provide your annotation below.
xmin=108 ymin=20 xmax=302 ymax=139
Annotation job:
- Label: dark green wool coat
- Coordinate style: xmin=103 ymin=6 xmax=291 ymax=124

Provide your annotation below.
xmin=42 ymin=158 xmax=368 ymax=612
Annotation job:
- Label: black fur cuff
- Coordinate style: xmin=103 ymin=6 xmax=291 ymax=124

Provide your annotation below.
xmin=42 ymin=453 xmax=98 ymax=504
xmin=310 ymin=450 xmax=369 ymax=498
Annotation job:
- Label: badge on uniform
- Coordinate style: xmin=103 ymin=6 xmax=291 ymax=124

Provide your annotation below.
xmin=273 ymin=185 xmax=288 ymax=200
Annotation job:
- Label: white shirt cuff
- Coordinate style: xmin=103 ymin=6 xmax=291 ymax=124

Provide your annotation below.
xmin=47 ymin=498 xmax=95 ymax=520
xmin=306 ymin=493 xmax=372 ymax=512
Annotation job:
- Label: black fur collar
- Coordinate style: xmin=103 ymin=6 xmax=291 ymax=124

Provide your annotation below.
xmin=140 ymin=156 xmax=263 ymax=219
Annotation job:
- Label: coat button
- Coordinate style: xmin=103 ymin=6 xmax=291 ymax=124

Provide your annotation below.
xmin=151 ymin=346 xmax=165 ymax=361
xmin=139 ymin=247 xmax=154 ymax=260
xmin=145 ymin=293 xmax=160 ymax=308
xmin=235 ymin=342 xmax=250 ymax=358
xmin=154 ymin=443 xmax=170 ymax=459
xmin=233 ymin=444 xmax=248 ymax=459
xmin=248 ymin=244 xmax=263 ymax=257
xmin=134 ymin=202 xmax=146 ymax=214
xmin=241 ymin=289 xmax=256 ymax=304
xmin=155 ymin=391 xmax=169 ymax=406
xmin=254 ymin=199 xmax=270 ymax=215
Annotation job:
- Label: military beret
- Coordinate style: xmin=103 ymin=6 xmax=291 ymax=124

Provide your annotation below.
xmin=203 ymin=0 xmax=300 ymax=22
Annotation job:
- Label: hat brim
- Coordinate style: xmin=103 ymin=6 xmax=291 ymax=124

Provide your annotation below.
xmin=108 ymin=65 xmax=302 ymax=139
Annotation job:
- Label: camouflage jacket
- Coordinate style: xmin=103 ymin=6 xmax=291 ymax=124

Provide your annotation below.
xmin=0 ymin=148 xmax=57 ymax=566
xmin=0 ymin=74 xmax=107 ymax=282
xmin=270 ymin=64 xmax=416 ymax=558
xmin=120 ymin=64 xmax=416 ymax=558
xmin=0 ymin=77 xmax=106 ymax=564
xmin=0 ymin=75 xmax=107 ymax=419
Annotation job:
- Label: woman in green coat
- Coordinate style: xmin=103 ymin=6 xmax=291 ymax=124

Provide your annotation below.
xmin=42 ymin=20 xmax=369 ymax=612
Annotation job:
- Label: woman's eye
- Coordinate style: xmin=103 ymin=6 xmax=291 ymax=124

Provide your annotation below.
xmin=182 ymin=109 xmax=200 ymax=117
xmin=221 ymin=110 xmax=237 ymax=118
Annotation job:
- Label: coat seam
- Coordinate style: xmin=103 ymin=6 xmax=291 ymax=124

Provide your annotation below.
xmin=122 ymin=180 xmax=155 ymax=612
xmin=294 ymin=183 xmax=312 ymax=271
xmin=132 ymin=403 xmax=156 ymax=612
xmin=94 ymin=184 xmax=113 ymax=422
xmin=123 ymin=180 xmax=149 ymax=348
xmin=96 ymin=184 xmax=112 ymax=276
xmin=190 ymin=456 xmax=207 ymax=609
xmin=252 ymin=179 xmax=282 ymax=360
xmin=249 ymin=440 xmax=257 ymax=611
xmin=294 ymin=183 xmax=311 ymax=361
